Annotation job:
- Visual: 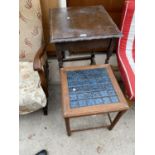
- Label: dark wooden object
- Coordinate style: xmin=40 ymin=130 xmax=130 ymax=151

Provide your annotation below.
xmin=60 ymin=64 xmax=129 ymax=136
xmin=33 ymin=44 xmax=49 ymax=115
xmin=67 ymin=0 xmax=124 ymax=27
xmin=50 ymin=5 xmax=122 ymax=68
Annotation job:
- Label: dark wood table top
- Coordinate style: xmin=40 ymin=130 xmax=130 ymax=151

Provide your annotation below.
xmin=50 ymin=5 xmax=122 ymax=43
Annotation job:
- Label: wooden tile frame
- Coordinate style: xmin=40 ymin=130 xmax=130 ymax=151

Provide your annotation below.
xmin=60 ymin=64 xmax=129 ymax=118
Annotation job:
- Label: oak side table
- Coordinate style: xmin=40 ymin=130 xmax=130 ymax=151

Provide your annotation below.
xmin=60 ymin=64 xmax=129 ymax=136
xmin=50 ymin=5 xmax=122 ymax=68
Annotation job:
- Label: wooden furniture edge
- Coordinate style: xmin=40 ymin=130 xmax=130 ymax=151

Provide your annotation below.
xmin=50 ymin=5 xmax=122 ymax=43
xmin=60 ymin=64 xmax=129 ymax=118
xmin=106 ymin=65 xmax=128 ymax=107
xmin=33 ymin=44 xmax=48 ymax=97
xmin=60 ymin=68 xmax=70 ymax=116
xmin=33 ymin=44 xmax=46 ymax=71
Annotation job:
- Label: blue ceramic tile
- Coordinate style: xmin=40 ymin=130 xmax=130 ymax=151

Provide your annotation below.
xmin=108 ymin=90 xmax=116 ymax=96
xmin=70 ymin=94 xmax=77 ymax=101
xmin=86 ymin=99 xmax=95 ymax=106
xmin=95 ymin=98 xmax=103 ymax=105
xmin=83 ymin=81 xmax=89 ymax=85
xmin=96 ymin=79 xmax=104 ymax=83
xmin=84 ymin=93 xmax=92 ymax=98
xmin=89 ymin=79 xmax=97 ymax=84
xmin=78 ymin=93 xmax=92 ymax=100
xmin=69 ymin=87 xmax=78 ymax=93
xmin=92 ymin=92 xmax=101 ymax=98
xmin=77 ymin=94 xmax=86 ymax=100
xmin=106 ymin=85 xmax=113 ymax=90
xmin=79 ymin=100 xmax=87 ymax=107
xmin=67 ymin=68 xmax=119 ymax=108
xmin=110 ymin=96 xmax=119 ymax=103
xmin=91 ymin=85 xmax=99 ymax=90
xmin=100 ymin=91 xmax=108 ymax=97
xmin=77 ymin=86 xmax=84 ymax=91
xmin=102 ymin=97 xmax=111 ymax=104
xmin=70 ymin=101 xmax=78 ymax=108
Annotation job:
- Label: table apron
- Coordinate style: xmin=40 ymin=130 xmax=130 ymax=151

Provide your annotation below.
xmin=55 ymin=38 xmax=115 ymax=52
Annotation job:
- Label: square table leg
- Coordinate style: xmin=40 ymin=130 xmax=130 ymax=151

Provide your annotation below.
xmin=64 ymin=118 xmax=71 ymax=136
xmin=57 ymin=51 xmax=63 ymax=68
xmin=90 ymin=52 xmax=96 ymax=65
xmin=108 ymin=110 xmax=127 ymax=130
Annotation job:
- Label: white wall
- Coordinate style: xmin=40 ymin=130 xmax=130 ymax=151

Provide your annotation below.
xmin=59 ymin=0 xmax=66 ymax=7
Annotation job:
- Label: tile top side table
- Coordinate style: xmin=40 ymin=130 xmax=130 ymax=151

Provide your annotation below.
xmin=50 ymin=5 xmax=122 ymax=68
xmin=60 ymin=64 xmax=129 ymax=136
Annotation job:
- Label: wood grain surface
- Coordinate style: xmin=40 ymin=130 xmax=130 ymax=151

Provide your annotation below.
xmin=50 ymin=5 xmax=122 ymax=43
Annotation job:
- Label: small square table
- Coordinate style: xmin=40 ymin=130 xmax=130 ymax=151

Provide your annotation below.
xmin=60 ymin=64 xmax=129 ymax=136
xmin=50 ymin=5 xmax=122 ymax=68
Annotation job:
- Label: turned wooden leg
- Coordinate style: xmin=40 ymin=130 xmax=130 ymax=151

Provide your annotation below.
xmin=90 ymin=52 xmax=96 ymax=65
xmin=62 ymin=50 xmax=65 ymax=59
xmin=105 ymin=39 xmax=116 ymax=64
xmin=55 ymin=44 xmax=64 ymax=68
xmin=57 ymin=51 xmax=63 ymax=68
xmin=65 ymin=118 xmax=71 ymax=136
xmin=108 ymin=111 xmax=126 ymax=130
